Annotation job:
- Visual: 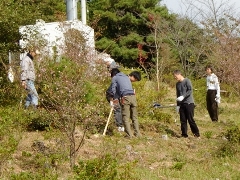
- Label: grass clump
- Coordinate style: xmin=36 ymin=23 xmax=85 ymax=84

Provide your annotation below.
xmin=73 ymin=154 xmax=137 ymax=180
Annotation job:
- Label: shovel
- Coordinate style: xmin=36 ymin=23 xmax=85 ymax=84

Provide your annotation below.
xmin=103 ymin=107 xmax=114 ymax=136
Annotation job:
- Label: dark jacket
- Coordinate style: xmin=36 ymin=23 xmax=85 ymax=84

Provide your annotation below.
xmin=176 ymin=78 xmax=194 ymax=105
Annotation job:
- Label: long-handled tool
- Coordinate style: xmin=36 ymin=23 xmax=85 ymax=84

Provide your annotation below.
xmin=153 ymin=103 xmax=176 ymax=108
xmin=103 ymin=107 xmax=114 ymax=136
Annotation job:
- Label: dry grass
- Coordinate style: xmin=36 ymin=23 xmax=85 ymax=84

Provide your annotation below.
xmin=1 ymin=87 xmax=240 ymax=180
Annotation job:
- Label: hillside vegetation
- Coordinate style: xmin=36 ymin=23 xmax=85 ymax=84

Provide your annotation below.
xmin=1 ymin=0 xmax=240 ymax=179
xmin=1 ymin=70 xmax=240 ymax=179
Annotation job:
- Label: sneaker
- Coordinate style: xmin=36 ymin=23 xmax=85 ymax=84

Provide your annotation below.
xmin=118 ymin=126 xmax=125 ymax=132
xmin=194 ymin=134 xmax=200 ymax=139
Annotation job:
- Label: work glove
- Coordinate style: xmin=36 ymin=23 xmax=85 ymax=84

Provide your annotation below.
xmin=110 ymin=101 xmax=114 ymax=108
xmin=215 ymin=96 xmax=221 ymax=104
xmin=176 ymin=106 xmax=180 ymax=113
xmin=176 ymin=96 xmax=184 ymax=102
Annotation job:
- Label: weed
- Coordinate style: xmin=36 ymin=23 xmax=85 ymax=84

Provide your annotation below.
xmin=204 ymin=131 xmax=213 ymax=139
xmin=216 ymin=142 xmax=239 ymax=158
xmin=74 ymin=154 xmax=136 ymax=180
xmin=225 ymin=125 xmax=240 ymax=144
xmin=171 ymin=161 xmax=186 ymax=170
xmin=10 ymin=172 xmax=58 ymax=180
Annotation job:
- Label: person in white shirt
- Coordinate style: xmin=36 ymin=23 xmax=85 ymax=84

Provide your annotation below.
xmin=205 ymin=65 xmax=220 ymax=122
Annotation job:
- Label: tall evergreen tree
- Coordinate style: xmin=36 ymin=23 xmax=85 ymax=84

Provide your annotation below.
xmin=88 ymin=0 xmax=172 ymax=68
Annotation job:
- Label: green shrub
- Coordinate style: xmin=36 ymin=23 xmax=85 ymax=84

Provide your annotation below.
xmin=171 ymin=162 xmax=186 ymax=170
xmin=10 ymin=172 xmax=58 ymax=180
xmin=225 ymin=125 xmax=240 ymax=144
xmin=74 ymin=154 xmax=136 ymax=180
xmin=216 ymin=142 xmax=239 ymax=158
xmin=204 ymin=131 xmax=213 ymax=139
xmin=149 ymin=110 xmax=172 ymax=124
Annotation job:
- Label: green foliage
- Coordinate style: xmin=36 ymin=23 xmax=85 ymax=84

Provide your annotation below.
xmin=171 ymin=154 xmax=186 ymax=170
xmin=74 ymin=154 xmax=118 ymax=180
xmin=215 ymin=124 xmax=240 ymax=158
xmin=27 ymin=111 xmax=52 ymax=131
xmin=149 ymin=110 xmax=172 ymax=124
xmin=83 ymin=82 xmax=98 ymax=104
xmin=191 ymin=78 xmax=207 ymax=109
xmin=89 ymin=0 xmax=172 ymax=67
xmin=74 ymin=154 xmax=136 ymax=180
xmin=0 ymin=81 xmax=22 ymax=106
xmin=203 ymin=131 xmax=213 ymax=139
xmin=171 ymin=162 xmax=186 ymax=170
xmin=10 ymin=172 xmax=58 ymax=180
xmin=0 ymin=108 xmax=21 ymax=166
xmin=216 ymin=142 xmax=239 ymax=158
xmin=0 ymin=0 xmax=66 ymax=107
xmin=225 ymin=125 xmax=240 ymax=144
xmin=128 ymin=76 xmax=169 ymax=119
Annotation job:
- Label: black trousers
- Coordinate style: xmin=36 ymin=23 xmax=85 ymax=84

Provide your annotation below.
xmin=206 ymin=90 xmax=218 ymax=121
xmin=179 ymin=103 xmax=200 ymax=137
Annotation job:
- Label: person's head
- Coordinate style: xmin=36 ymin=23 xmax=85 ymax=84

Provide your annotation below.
xmin=205 ymin=65 xmax=213 ymax=75
xmin=173 ymin=70 xmax=184 ymax=82
xmin=29 ymin=48 xmax=41 ymax=57
xmin=129 ymin=71 xmax=141 ymax=82
xmin=107 ymin=61 xmax=120 ymax=72
xmin=111 ymin=68 xmax=120 ymax=77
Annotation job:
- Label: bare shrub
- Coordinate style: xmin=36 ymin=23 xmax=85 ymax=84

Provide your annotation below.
xmin=36 ymin=29 xmax=109 ymax=168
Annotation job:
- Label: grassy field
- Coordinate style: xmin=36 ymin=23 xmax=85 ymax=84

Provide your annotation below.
xmin=0 ymin=84 xmax=240 ymax=180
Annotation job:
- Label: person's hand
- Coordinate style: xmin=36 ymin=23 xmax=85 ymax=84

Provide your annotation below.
xmin=110 ymin=101 xmax=114 ymax=108
xmin=176 ymin=96 xmax=184 ymax=102
xmin=21 ymin=81 xmax=27 ymax=89
xmin=215 ymin=96 xmax=221 ymax=104
xmin=176 ymin=106 xmax=180 ymax=113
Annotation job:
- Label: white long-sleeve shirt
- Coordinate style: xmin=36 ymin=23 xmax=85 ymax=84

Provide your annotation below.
xmin=206 ymin=73 xmax=220 ymax=97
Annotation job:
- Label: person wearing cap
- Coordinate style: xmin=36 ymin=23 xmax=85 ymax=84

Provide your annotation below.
xmin=105 ymin=61 xmax=123 ymax=132
xmin=20 ymin=49 xmax=40 ymax=109
xmin=110 ymin=68 xmax=141 ymax=138
xmin=106 ymin=60 xmax=120 ymax=72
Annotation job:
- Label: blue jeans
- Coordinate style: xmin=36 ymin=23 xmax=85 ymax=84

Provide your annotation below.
xmin=25 ymin=80 xmax=38 ymax=107
xmin=113 ymin=100 xmax=123 ymax=127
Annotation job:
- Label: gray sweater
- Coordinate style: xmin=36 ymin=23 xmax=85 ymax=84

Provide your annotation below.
xmin=176 ymin=78 xmax=194 ymax=105
xmin=20 ymin=54 xmax=36 ymax=81
xmin=111 ymin=72 xmax=134 ymax=98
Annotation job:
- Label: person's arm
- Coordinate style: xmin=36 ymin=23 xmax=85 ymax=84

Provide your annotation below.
xmin=111 ymin=77 xmax=117 ymax=99
xmin=185 ymin=79 xmax=193 ymax=98
xmin=176 ymin=84 xmax=181 ymax=105
xmin=214 ymin=75 xmax=220 ymax=98
xmin=106 ymin=84 xmax=113 ymax=102
xmin=206 ymin=76 xmax=209 ymax=90
xmin=20 ymin=58 xmax=28 ymax=89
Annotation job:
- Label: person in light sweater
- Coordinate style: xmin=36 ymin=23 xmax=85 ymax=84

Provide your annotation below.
xmin=21 ymin=49 xmax=40 ymax=109
xmin=205 ymin=65 xmax=220 ymax=122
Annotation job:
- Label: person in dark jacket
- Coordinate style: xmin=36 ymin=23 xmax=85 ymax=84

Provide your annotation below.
xmin=173 ymin=70 xmax=200 ymax=138
xmin=106 ymin=74 xmax=124 ymax=131
xmin=110 ymin=68 xmax=141 ymax=138
xmin=106 ymin=69 xmax=142 ymax=132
